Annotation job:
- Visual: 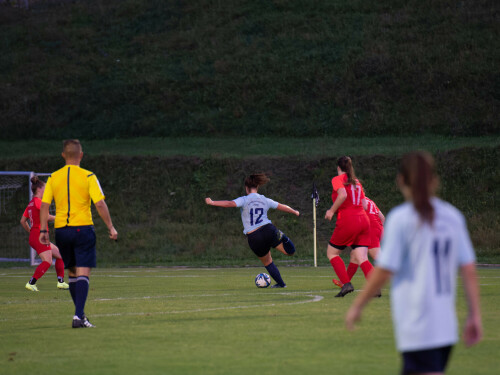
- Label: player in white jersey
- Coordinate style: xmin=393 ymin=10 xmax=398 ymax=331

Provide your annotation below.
xmin=345 ymin=151 xmax=482 ymax=375
xmin=205 ymin=173 xmax=300 ymax=288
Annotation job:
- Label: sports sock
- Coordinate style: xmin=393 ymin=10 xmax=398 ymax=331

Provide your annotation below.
xmin=29 ymin=277 xmax=37 ymax=285
xmin=55 ymin=259 xmax=65 ymax=281
xmin=75 ymin=276 xmax=90 ymax=319
xmin=68 ymin=277 xmax=77 ymax=305
xmin=330 ymin=257 xmax=350 ymax=285
xmin=265 ymin=262 xmax=286 ymax=286
xmin=281 ymin=234 xmax=296 ymax=255
xmin=32 ymin=261 xmax=51 ymax=281
xmin=347 ymin=263 xmax=359 ymax=281
xmin=360 ymin=260 xmax=374 ymax=279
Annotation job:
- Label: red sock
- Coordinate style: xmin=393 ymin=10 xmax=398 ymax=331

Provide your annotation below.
xmin=330 ymin=257 xmax=350 ymax=285
xmin=360 ymin=260 xmax=374 ymax=279
xmin=55 ymin=259 xmax=65 ymax=279
xmin=33 ymin=261 xmax=51 ymax=280
xmin=347 ymin=263 xmax=359 ymax=281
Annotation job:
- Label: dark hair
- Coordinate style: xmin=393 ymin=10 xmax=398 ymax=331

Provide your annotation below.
xmin=337 ymin=156 xmax=357 ymax=186
xmin=399 ymin=151 xmax=436 ymax=224
xmin=244 ymin=173 xmax=270 ymax=189
xmin=30 ymin=176 xmax=45 ymax=195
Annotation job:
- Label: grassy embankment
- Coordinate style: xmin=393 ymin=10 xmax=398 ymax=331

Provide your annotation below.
xmin=1 ymin=138 xmax=498 ymax=266
xmin=1 ymin=0 xmax=498 ymax=139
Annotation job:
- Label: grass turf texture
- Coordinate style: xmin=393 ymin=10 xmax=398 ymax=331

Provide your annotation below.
xmin=1 ymin=267 xmax=499 ymax=375
xmin=1 ymin=0 xmax=498 ymax=139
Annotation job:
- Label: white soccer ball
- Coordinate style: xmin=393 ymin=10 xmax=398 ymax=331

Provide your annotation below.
xmin=255 ymin=273 xmax=271 ymax=288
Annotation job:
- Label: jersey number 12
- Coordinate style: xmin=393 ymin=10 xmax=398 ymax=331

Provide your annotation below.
xmin=250 ymin=208 xmax=264 ymax=226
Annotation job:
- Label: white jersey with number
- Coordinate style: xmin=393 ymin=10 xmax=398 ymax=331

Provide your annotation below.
xmin=377 ymin=197 xmax=476 ymax=352
xmin=233 ymin=193 xmax=279 ymax=234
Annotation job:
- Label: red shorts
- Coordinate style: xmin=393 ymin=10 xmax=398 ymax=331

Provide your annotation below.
xmin=369 ymin=221 xmax=384 ymax=249
xmin=330 ymin=212 xmax=370 ymax=248
xmin=29 ymin=229 xmax=51 ymax=255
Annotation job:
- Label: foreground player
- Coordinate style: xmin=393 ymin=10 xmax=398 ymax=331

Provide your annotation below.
xmin=325 ymin=156 xmax=374 ymax=297
xmin=39 ymin=139 xmax=118 ymax=328
xmin=346 ymin=151 xmax=482 ymax=375
xmin=333 ymin=196 xmax=384 ymax=288
xmin=20 ymin=176 xmax=68 ymax=291
xmin=205 ymin=173 xmax=299 ymax=288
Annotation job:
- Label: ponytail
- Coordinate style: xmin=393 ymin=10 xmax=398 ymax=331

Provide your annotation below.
xmin=337 ymin=156 xmax=357 ymax=186
xmin=30 ymin=176 xmax=45 ymax=195
xmin=244 ymin=173 xmax=270 ymax=189
xmin=399 ymin=151 xmax=436 ymax=224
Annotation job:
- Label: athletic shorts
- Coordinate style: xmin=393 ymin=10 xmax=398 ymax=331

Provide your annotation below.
xmin=401 ymin=345 xmax=453 ymax=374
xmin=247 ymin=223 xmax=283 ymax=258
xmin=28 ymin=229 xmax=51 ymax=255
xmin=368 ymin=221 xmax=383 ymax=249
xmin=329 ymin=213 xmax=370 ymax=249
xmin=55 ymin=225 xmax=97 ymax=268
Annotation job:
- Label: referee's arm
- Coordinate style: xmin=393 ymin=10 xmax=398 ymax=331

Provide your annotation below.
xmin=39 ymin=202 xmax=51 ymax=245
xmin=95 ymin=199 xmax=118 ymax=240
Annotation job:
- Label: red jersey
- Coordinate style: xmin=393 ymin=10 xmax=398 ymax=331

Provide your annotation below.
xmin=331 ymin=174 xmax=365 ymax=218
xmin=365 ymin=197 xmax=383 ymax=227
xmin=22 ymin=197 xmax=42 ymax=231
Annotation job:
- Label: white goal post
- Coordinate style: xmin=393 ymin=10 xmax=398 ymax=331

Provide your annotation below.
xmin=0 ymin=171 xmax=52 ymax=266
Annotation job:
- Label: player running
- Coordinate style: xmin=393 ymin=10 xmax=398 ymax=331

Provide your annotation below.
xmin=205 ymin=173 xmax=299 ymax=288
xmin=325 ymin=156 xmax=374 ymax=297
xmin=20 ymin=176 xmax=68 ymax=291
xmin=332 ymin=196 xmax=385 ymax=289
xmin=346 ymin=151 xmax=482 ymax=375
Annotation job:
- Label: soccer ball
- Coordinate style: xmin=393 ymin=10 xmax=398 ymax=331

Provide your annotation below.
xmin=255 ymin=273 xmax=271 ymax=288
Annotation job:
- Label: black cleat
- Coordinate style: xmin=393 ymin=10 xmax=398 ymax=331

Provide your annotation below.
xmin=270 ymin=284 xmax=287 ymax=288
xmin=72 ymin=315 xmax=96 ymax=328
xmin=334 ymin=282 xmax=354 ymax=297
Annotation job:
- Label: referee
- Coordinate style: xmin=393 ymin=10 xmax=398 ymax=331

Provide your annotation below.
xmin=39 ymin=139 xmax=118 ymax=328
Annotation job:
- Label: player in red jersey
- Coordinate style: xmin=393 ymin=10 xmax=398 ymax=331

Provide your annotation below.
xmin=333 ymin=196 xmax=385 ymax=289
xmin=325 ymin=156 xmax=374 ymax=297
xmin=20 ymin=176 xmax=68 ymax=292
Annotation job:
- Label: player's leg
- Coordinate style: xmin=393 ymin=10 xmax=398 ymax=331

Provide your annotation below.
xmin=52 ymin=243 xmax=68 ymax=289
xmin=258 ymin=252 xmax=286 ymax=288
xmin=368 ymin=247 xmax=380 ymax=261
xmin=25 ymin=247 xmax=52 ymax=291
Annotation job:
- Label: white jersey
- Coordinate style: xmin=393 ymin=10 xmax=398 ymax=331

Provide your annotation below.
xmin=233 ymin=193 xmax=279 ymax=234
xmin=377 ymin=197 xmax=476 ymax=352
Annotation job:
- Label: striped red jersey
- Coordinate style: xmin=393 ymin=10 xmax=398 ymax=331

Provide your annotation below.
xmin=331 ymin=174 xmax=365 ymax=218
xmin=365 ymin=197 xmax=383 ymax=226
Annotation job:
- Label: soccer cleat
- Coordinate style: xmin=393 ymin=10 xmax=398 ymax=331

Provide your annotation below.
xmin=72 ymin=315 xmax=96 ymax=328
xmin=334 ymin=282 xmax=354 ymax=297
xmin=25 ymin=282 xmax=39 ymax=292
xmin=57 ymin=281 xmax=69 ymax=290
xmin=270 ymin=284 xmax=287 ymax=288
xmin=332 ymin=279 xmax=343 ymax=288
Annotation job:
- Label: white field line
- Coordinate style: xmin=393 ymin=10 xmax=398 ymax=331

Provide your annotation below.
xmin=0 ymin=292 xmax=324 ymax=322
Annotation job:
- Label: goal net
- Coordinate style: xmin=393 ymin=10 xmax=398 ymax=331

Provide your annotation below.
xmin=0 ymin=171 xmax=52 ymax=265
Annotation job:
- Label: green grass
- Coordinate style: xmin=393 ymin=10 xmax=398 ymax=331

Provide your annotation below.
xmin=0 ymin=267 xmax=499 ymax=375
xmin=1 ymin=0 xmax=498 ymax=138
xmin=1 ymin=136 xmax=499 ymax=159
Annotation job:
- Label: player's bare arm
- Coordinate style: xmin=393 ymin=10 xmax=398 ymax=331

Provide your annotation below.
xmin=276 ymin=203 xmax=299 ymax=216
xmin=205 ymin=198 xmax=237 ymax=208
xmin=345 ymin=267 xmax=392 ymax=331
xmin=39 ymin=202 xmax=50 ymax=245
xmin=460 ymin=263 xmax=482 ymax=347
xmin=20 ymin=216 xmax=31 ymax=233
xmin=95 ymin=199 xmax=118 ymax=240
xmin=325 ymin=188 xmax=347 ymax=220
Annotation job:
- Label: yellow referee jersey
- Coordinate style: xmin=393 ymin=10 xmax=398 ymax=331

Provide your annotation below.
xmin=42 ymin=165 xmax=105 ymax=228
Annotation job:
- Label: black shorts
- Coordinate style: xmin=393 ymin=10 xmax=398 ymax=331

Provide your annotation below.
xmin=401 ymin=345 xmax=453 ymax=374
xmin=55 ymin=225 xmax=97 ymax=268
xmin=247 ymin=224 xmax=283 ymax=258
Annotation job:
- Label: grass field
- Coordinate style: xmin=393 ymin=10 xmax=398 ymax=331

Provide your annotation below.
xmin=1 ymin=136 xmax=499 ymax=159
xmin=1 ymin=266 xmax=499 ymax=375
